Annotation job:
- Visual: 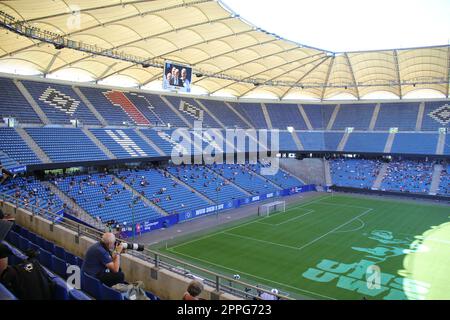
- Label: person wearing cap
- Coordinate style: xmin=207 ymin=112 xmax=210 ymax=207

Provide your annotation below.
xmin=259 ymin=288 xmax=279 ymax=300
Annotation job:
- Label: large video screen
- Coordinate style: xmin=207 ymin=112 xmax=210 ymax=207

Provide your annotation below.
xmin=162 ymin=61 xmax=192 ymax=93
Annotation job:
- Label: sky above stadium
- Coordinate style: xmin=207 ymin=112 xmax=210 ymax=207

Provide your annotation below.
xmin=221 ymin=0 xmax=450 ymax=52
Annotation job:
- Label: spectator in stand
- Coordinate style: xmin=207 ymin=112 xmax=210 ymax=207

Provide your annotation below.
xmin=81 ymin=232 xmax=125 ymax=287
xmin=182 ymin=280 xmax=204 ymax=300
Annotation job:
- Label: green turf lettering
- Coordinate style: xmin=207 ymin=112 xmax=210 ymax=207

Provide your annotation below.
xmin=316 ymin=259 xmax=355 ymax=274
xmin=302 ymin=268 xmax=339 ymax=283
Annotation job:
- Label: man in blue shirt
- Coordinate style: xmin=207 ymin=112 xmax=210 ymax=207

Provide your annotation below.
xmin=81 ymin=233 xmax=125 ymax=287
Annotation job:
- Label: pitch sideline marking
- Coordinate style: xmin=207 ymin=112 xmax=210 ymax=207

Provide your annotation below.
xmin=166 ymin=247 xmax=337 ymax=300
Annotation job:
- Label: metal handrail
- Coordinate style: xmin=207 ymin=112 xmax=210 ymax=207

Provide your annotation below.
xmin=0 ymin=192 xmax=297 ymax=300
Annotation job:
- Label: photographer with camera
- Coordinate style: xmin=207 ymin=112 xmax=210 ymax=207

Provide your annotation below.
xmin=81 ymin=232 xmax=126 ymax=287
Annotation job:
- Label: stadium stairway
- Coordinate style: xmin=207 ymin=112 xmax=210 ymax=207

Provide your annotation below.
xmin=429 ymin=164 xmax=444 ymax=195
xmin=112 ymin=175 xmax=169 ymax=216
xmin=297 ymin=105 xmax=314 ymax=130
xmin=159 ymin=95 xmax=192 ymax=128
xmin=436 ymin=132 xmax=446 ymax=155
xmin=204 ymin=166 xmax=252 ymax=197
xmin=14 ymin=127 xmax=52 ymax=163
xmin=13 ymin=79 xmax=51 ymax=125
xmin=384 ymin=132 xmax=396 ymax=153
xmin=160 ymin=168 xmax=215 ymax=204
xmin=134 ymin=128 xmax=166 ymax=157
xmin=291 ymin=131 xmax=304 ymax=151
xmin=81 ymin=127 xmax=117 ymax=159
xmin=326 ymin=104 xmax=340 ymax=130
xmin=42 ymin=181 xmax=103 ymax=228
xmin=324 ymin=160 xmax=332 ymax=186
xmin=224 ymin=101 xmax=254 ymax=129
xmin=194 ymin=99 xmax=226 ymax=129
xmin=415 ymin=102 xmax=425 ymax=131
xmin=368 ymin=103 xmax=381 ymax=131
xmin=0 ymin=150 xmax=20 ymax=171
xmin=337 ymin=131 xmax=350 ymax=151
xmin=260 ymin=103 xmax=273 ymax=130
xmin=72 ymin=86 xmax=108 ymax=126
xmin=247 ymin=165 xmax=284 ymax=190
xmin=372 ymin=163 xmax=389 ymax=189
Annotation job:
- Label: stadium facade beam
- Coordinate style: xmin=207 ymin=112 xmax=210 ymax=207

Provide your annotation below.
xmin=345 ymin=53 xmax=360 ymax=100
xmin=217 ymin=53 xmax=326 ymax=96
xmin=193 ymin=45 xmax=309 ymax=86
xmin=393 ymin=50 xmax=403 ymax=99
xmin=320 ymin=56 xmax=335 ymax=101
xmin=279 ymin=56 xmax=331 ymax=99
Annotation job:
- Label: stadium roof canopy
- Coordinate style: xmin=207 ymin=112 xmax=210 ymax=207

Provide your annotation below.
xmin=0 ymin=0 xmax=449 ymax=100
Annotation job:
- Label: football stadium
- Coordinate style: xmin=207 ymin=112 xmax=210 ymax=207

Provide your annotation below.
xmin=0 ymin=0 xmax=449 ymax=302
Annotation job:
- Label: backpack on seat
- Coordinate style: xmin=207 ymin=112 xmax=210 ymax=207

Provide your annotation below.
xmin=1 ymin=257 xmax=55 ymax=300
xmin=112 ymin=281 xmax=150 ymax=300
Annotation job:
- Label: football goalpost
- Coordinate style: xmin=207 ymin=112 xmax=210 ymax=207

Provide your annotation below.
xmin=257 ymin=200 xmax=286 ymax=217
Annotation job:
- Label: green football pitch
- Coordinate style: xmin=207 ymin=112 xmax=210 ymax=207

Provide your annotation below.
xmin=159 ymin=194 xmax=450 ymax=300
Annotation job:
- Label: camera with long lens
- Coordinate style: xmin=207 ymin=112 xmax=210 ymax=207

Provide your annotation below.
xmin=116 ymin=241 xmax=145 ymax=251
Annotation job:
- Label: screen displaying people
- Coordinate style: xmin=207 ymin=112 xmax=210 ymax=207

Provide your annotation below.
xmin=163 ymin=61 xmax=191 ymax=92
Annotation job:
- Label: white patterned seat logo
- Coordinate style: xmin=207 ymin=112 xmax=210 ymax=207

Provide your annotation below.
xmin=39 ymin=87 xmax=80 ymax=115
xmin=428 ymin=104 xmax=450 ymax=126
xmin=180 ymin=101 xmax=203 ymax=121
xmin=105 ymin=130 xmax=147 ymax=157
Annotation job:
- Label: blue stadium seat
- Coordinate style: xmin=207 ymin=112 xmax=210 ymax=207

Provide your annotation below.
xmin=54 ymin=246 xmax=66 ymax=260
xmin=29 ymin=242 xmax=40 ymax=253
xmin=38 ymin=249 xmax=53 ymax=270
xmin=81 ymin=272 xmax=102 ymax=299
xmin=0 ymin=283 xmax=17 ymax=300
xmin=100 ymin=284 xmax=124 ymax=300
xmin=65 ymin=252 xmax=78 ymax=266
xmin=53 ymin=277 xmax=70 ymax=300
xmin=51 ymin=255 xmax=68 ymax=279
xmin=18 ymin=236 xmax=30 ymax=252
xmin=69 ymin=289 xmax=93 ymax=300
xmin=42 ymin=240 xmax=55 ymax=254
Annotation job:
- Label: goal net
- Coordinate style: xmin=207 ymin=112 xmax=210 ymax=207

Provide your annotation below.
xmin=258 ymin=200 xmax=286 ymax=217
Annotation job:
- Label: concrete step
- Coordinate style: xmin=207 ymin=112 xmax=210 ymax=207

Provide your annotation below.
xmin=160 ymin=168 xmax=215 ymax=205
xmin=72 ymin=86 xmax=109 ymax=126
xmin=429 ymin=164 xmax=443 ymax=195
xmin=134 ymin=128 xmax=166 ymax=156
xmin=324 ymin=160 xmax=332 ymax=186
xmin=372 ymin=163 xmax=389 ymax=189
xmin=223 ymin=102 xmax=255 ymax=129
xmin=159 ymin=96 xmax=192 ymax=128
xmin=195 ymin=99 xmax=226 ymax=129
xmin=260 ymin=103 xmax=272 ymax=129
xmin=337 ymin=132 xmax=350 ymax=151
xmin=15 ymin=127 xmax=52 ymax=163
xmin=81 ymin=127 xmax=116 ymax=159
xmin=14 ymin=79 xmax=51 ymax=125
xmin=112 ymin=175 xmax=169 ymax=216
xmin=205 ymin=167 xmax=252 ymax=196
xmin=384 ymin=132 xmax=396 ymax=153
xmin=42 ymin=181 xmax=104 ymax=229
